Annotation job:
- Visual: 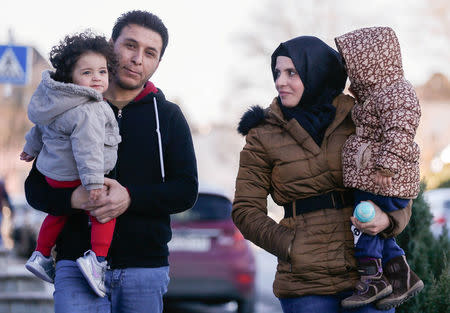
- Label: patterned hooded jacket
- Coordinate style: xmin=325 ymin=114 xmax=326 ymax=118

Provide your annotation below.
xmin=335 ymin=27 xmax=421 ymax=199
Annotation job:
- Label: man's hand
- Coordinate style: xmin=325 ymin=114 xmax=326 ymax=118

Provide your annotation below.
xmin=71 ymin=185 xmax=90 ymax=209
xmin=81 ymin=178 xmax=130 ymax=223
xmin=89 ymin=188 xmax=102 ymax=202
xmin=350 ymin=200 xmax=390 ymax=236
xmin=71 ymin=185 xmax=108 ymax=208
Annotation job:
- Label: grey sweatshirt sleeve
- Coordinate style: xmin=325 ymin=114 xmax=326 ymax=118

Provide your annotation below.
xmin=63 ymin=105 xmax=105 ymax=190
xmin=23 ymin=126 xmax=43 ymax=157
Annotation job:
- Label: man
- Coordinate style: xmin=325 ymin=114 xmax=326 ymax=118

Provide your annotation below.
xmin=25 ymin=10 xmax=198 ymax=313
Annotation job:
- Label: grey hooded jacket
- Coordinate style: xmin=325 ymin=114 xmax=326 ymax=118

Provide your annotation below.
xmin=23 ymin=70 xmax=121 ymax=190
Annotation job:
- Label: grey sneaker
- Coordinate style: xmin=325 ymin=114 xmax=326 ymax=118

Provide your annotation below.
xmin=76 ymin=250 xmax=107 ymax=297
xmin=25 ymin=251 xmax=55 ymax=283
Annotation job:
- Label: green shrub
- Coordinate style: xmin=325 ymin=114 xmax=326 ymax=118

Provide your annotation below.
xmin=395 ymin=183 xmax=450 ymax=313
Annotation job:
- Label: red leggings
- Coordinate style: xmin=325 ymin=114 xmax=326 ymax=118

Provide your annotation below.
xmin=35 ymin=177 xmax=116 ymax=257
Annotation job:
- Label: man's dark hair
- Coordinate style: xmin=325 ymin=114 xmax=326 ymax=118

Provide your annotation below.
xmin=50 ymin=31 xmax=117 ymax=83
xmin=111 ymin=10 xmax=169 ymax=59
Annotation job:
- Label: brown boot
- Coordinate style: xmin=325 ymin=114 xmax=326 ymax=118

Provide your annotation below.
xmin=341 ymin=258 xmax=392 ymax=309
xmin=376 ymin=255 xmax=424 ymax=310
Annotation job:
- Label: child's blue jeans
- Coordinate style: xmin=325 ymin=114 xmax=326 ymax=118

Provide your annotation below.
xmin=353 ymin=190 xmax=409 ymax=261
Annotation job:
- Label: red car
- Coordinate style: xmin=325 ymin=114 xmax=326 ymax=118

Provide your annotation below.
xmin=165 ymin=185 xmax=256 ymax=313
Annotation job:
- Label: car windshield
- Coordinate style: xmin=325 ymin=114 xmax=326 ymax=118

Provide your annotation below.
xmin=171 ymin=194 xmax=232 ymax=222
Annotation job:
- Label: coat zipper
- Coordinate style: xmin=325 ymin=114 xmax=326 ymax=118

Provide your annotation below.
xmin=113 ymin=108 xmax=123 ymax=179
xmin=290 ymin=200 xmax=296 ymax=273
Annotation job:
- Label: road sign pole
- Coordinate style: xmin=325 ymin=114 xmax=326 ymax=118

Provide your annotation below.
xmin=3 ymin=84 xmax=12 ymax=98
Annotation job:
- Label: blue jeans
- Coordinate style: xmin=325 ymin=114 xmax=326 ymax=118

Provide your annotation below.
xmin=54 ymin=260 xmax=170 ymax=313
xmin=279 ymin=292 xmax=395 ymax=313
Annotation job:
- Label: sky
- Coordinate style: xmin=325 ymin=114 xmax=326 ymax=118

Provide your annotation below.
xmin=1 ymin=0 xmax=448 ymax=125
xmin=0 ymin=0 xmax=255 ymax=125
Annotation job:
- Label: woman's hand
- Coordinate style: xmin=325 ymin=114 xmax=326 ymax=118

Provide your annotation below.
xmin=350 ymin=200 xmax=390 ymax=235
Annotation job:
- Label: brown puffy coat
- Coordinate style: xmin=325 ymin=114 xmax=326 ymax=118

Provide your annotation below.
xmin=335 ymin=27 xmax=421 ymax=199
xmin=232 ymin=95 xmax=412 ymax=297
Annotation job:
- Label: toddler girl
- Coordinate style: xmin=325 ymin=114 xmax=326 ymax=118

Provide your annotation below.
xmin=21 ymin=31 xmax=121 ymax=298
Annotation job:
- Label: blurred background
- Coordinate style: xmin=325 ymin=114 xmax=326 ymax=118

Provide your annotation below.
xmin=0 ymin=0 xmax=449 ymax=312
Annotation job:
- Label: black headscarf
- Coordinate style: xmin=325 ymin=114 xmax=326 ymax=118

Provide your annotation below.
xmin=271 ymin=36 xmax=347 ymax=146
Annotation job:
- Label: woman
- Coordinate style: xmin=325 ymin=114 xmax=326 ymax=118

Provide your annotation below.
xmin=232 ymin=36 xmax=412 ymax=313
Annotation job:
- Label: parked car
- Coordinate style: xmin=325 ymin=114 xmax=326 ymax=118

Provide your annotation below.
xmin=424 ymin=188 xmax=450 ymax=238
xmin=165 ymin=185 xmax=256 ymax=313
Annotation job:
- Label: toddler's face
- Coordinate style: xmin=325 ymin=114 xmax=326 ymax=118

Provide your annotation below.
xmin=72 ymin=52 xmax=109 ymax=93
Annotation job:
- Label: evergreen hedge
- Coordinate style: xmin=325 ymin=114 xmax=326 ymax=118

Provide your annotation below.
xmin=395 ymin=183 xmax=450 ymax=313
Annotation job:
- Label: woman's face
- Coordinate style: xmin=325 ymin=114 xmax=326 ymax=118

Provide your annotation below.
xmin=274 ymin=56 xmax=304 ymax=108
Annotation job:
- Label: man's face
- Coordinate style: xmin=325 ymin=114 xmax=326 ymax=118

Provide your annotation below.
xmin=112 ymin=24 xmax=163 ymax=90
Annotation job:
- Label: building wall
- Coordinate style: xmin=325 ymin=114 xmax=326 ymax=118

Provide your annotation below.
xmin=0 ymin=48 xmax=51 ymax=195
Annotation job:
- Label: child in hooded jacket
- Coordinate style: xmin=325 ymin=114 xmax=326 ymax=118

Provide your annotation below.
xmin=20 ymin=31 xmax=121 ymax=298
xmin=335 ymin=26 xmax=423 ymax=310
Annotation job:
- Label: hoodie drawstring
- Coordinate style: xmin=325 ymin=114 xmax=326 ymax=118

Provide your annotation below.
xmin=153 ymin=97 xmax=165 ymax=183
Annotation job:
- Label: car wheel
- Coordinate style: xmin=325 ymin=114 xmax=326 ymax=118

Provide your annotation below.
xmin=237 ymin=296 xmax=255 ymax=313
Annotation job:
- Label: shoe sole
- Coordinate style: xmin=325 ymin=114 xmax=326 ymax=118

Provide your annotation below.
xmin=341 ymin=285 xmax=393 ymax=309
xmin=76 ymin=258 xmax=106 ymax=297
xmin=375 ymin=280 xmax=424 ymax=310
xmin=25 ymin=262 xmax=54 ymax=283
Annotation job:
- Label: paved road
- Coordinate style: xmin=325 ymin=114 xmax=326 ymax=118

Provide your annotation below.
xmin=3 ymin=244 xmax=283 ymax=313
xmin=164 ymin=246 xmax=282 ymax=313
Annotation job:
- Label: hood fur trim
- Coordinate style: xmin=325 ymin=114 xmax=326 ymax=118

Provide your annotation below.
xmin=237 ymin=106 xmax=266 ymax=136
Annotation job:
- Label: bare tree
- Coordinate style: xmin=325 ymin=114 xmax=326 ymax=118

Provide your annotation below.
xmin=222 ymin=0 xmax=349 ymax=124
xmin=427 ymin=0 xmax=450 ymax=38
xmin=222 ymin=0 xmax=449 ymax=125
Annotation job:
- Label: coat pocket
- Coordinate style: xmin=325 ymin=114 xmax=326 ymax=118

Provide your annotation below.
xmin=104 ymin=134 xmax=121 ymax=173
xmin=105 ymin=133 xmax=121 ymax=146
xmin=355 ymin=142 xmax=371 ymax=170
xmin=277 ymin=218 xmax=295 ymax=273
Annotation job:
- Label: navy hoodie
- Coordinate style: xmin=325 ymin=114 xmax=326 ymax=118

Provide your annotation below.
xmin=25 ymin=82 xmax=198 ymax=268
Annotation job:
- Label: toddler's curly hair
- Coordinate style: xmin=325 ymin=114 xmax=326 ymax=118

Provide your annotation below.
xmin=49 ymin=31 xmax=117 ymax=83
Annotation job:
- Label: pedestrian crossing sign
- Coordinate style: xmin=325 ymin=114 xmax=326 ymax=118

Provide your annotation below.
xmin=0 ymin=45 xmax=32 ymax=85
